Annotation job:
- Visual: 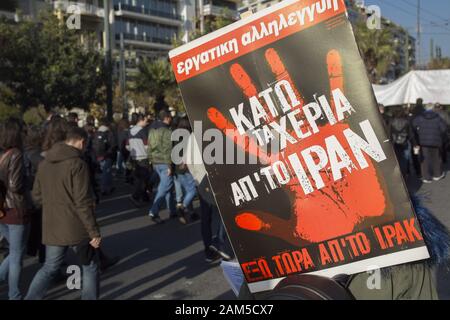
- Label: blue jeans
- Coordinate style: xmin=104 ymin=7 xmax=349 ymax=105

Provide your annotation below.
xmin=150 ymin=164 xmax=176 ymax=217
xmin=25 ymin=245 xmax=99 ymax=300
xmin=0 ymin=223 xmax=29 ymax=300
xmin=99 ymin=158 xmax=113 ymax=193
xmin=116 ymin=151 xmax=125 ymax=174
xmin=174 ymin=176 xmax=183 ymax=204
xmin=177 ymin=173 xmax=197 ymax=209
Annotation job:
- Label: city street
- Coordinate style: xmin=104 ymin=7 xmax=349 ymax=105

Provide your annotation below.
xmin=0 ymin=165 xmax=449 ymax=300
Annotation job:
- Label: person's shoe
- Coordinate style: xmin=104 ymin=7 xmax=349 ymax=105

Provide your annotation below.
xmin=177 ymin=207 xmax=188 ymax=225
xmin=150 ymin=215 xmax=164 ymax=225
xmin=433 ymin=173 xmax=445 ymax=181
xmin=422 ymin=179 xmax=433 ymax=184
xmin=178 ymin=215 xmax=187 ymax=225
xmin=205 ymin=249 xmax=221 ymax=263
xmin=209 ymin=245 xmax=231 ymax=261
xmin=100 ymin=256 xmax=120 ymax=272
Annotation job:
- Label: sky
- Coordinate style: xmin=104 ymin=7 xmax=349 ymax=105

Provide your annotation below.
xmin=363 ymin=0 xmax=450 ymax=64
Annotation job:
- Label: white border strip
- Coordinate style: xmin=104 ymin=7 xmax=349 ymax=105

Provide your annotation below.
xmin=248 ymin=246 xmax=430 ymax=293
xmin=169 ymin=0 xmax=300 ymax=58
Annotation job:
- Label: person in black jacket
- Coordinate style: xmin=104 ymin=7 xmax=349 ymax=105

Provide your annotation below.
xmin=389 ymin=109 xmax=415 ymax=178
xmin=412 ymin=103 xmax=447 ymax=183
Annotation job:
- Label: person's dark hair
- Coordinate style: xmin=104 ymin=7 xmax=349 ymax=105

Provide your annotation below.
xmin=136 ymin=113 xmax=147 ymax=123
xmin=177 ymin=117 xmax=191 ymax=132
xmin=130 ymin=113 xmax=139 ymax=126
xmin=42 ymin=116 xmax=70 ymax=151
xmin=158 ymin=109 xmax=172 ymax=121
xmin=99 ymin=117 xmax=110 ymax=127
xmin=117 ymin=118 xmax=129 ymax=132
xmin=67 ymin=112 xmax=79 ymax=124
xmin=0 ymin=117 xmax=23 ymax=150
xmin=25 ymin=125 xmax=44 ymax=150
xmin=66 ymin=126 xmax=88 ymax=143
xmin=86 ymin=115 xmax=96 ymax=127
xmin=416 ymin=98 xmax=423 ymax=107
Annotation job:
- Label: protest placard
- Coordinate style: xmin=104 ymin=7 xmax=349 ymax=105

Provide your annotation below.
xmin=169 ymin=0 xmax=430 ymax=293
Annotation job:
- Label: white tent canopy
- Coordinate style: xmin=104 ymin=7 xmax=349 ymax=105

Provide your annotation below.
xmin=373 ymin=70 xmax=450 ymax=106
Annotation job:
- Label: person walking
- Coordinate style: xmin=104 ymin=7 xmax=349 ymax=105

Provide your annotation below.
xmin=147 ymin=110 xmax=176 ymax=224
xmin=186 ymin=133 xmax=231 ymax=262
xmin=116 ymin=119 xmax=130 ymax=176
xmin=389 ymin=109 xmax=414 ymax=178
xmin=412 ymin=103 xmax=448 ymax=183
xmin=434 ymin=103 xmax=450 ymax=164
xmin=127 ymin=114 xmax=151 ymax=206
xmin=0 ymin=118 xmax=31 ymax=300
xmin=23 ymin=126 xmax=45 ymax=263
xmin=174 ymin=118 xmax=199 ymax=224
xmin=93 ymin=118 xmax=116 ymax=196
xmin=25 ymin=127 xmax=101 ymax=300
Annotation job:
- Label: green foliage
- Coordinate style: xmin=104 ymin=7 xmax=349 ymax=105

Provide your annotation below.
xmin=135 ymin=58 xmax=175 ymax=110
xmin=0 ymin=101 xmax=21 ymax=122
xmin=354 ymin=21 xmax=398 ymax=82
xmin=23 ymin=106 xmax=47 ymax=125
xmin=164 ymin=86 xmax=185 ymax=114
xmin=0 ymin=13 xmax=105 ymax=112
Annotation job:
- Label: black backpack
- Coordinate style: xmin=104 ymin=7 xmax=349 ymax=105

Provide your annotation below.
xmin=93 ymin=131 xmax=110 ymax=158
xmin=390 ymin=118 xmax=409 ymax=145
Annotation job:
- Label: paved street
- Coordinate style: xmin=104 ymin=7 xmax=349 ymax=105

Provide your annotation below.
xmin=0 ymin=175 xmax=235 ymax=300
xmin=1 ymin=166 xmax=450 ymax=300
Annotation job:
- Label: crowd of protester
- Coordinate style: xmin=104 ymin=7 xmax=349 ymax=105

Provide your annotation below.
xmin=380 ymin=99 xmax=450 ymax=183
xmin=1 ymin=100 xmax=449 ymax=300
xmin=0 ymin=108 xmax=230 ymax=300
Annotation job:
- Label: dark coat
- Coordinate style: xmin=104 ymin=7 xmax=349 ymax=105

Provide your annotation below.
xmin=412 ymin=111 xmax=447 ymax=148
xmin=32 ymin=142 xmax=100 ymax=246
xmin=0 ymin=148 xmax=29 ymax=225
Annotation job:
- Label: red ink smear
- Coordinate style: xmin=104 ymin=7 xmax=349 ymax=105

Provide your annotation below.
xmin=235 ymin=213 xmax=268 ymax=231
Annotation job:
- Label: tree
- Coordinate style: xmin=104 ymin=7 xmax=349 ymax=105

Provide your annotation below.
xmin=354 ymin=21 xmax=397 ymax=83
xmin=0 ymin=13 xmax=105 ymax=112
xmin=134 ymin=58 xmax=175 ymax=111
xmin=23 ymin=106 xmax=47 ymax=125
xmin=164 ymin=86 xmax=184 ymax=114
xmin=428 ymin=57 xmax=450 ymax=70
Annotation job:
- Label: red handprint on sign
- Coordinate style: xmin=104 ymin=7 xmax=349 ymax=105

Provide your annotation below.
xmin=207 ymin=48 xmax=386 ymax=245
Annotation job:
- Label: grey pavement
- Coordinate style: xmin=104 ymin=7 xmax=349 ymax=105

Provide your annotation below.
xmin=1 ymin=164 xmax=450 ymax=300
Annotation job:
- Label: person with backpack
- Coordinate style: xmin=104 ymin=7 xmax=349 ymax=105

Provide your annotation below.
xmin=126 ymin=114 xmax=151 ymax=206
xmin=93 ymin=118 xmax=117 ymax=196
xmin=412 ymin=103 xmax=448 ymax=183
xmin=0 ymin=118 xmax=31 ymax=300
xmin=389 ymin=109 xmax=415 ymax=178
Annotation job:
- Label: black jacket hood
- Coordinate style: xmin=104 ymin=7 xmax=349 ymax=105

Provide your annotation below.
xmin=422 ymin=111 xmax=439 ymax=120
xmin=45 ymin=142 xmax=82 ymax=163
